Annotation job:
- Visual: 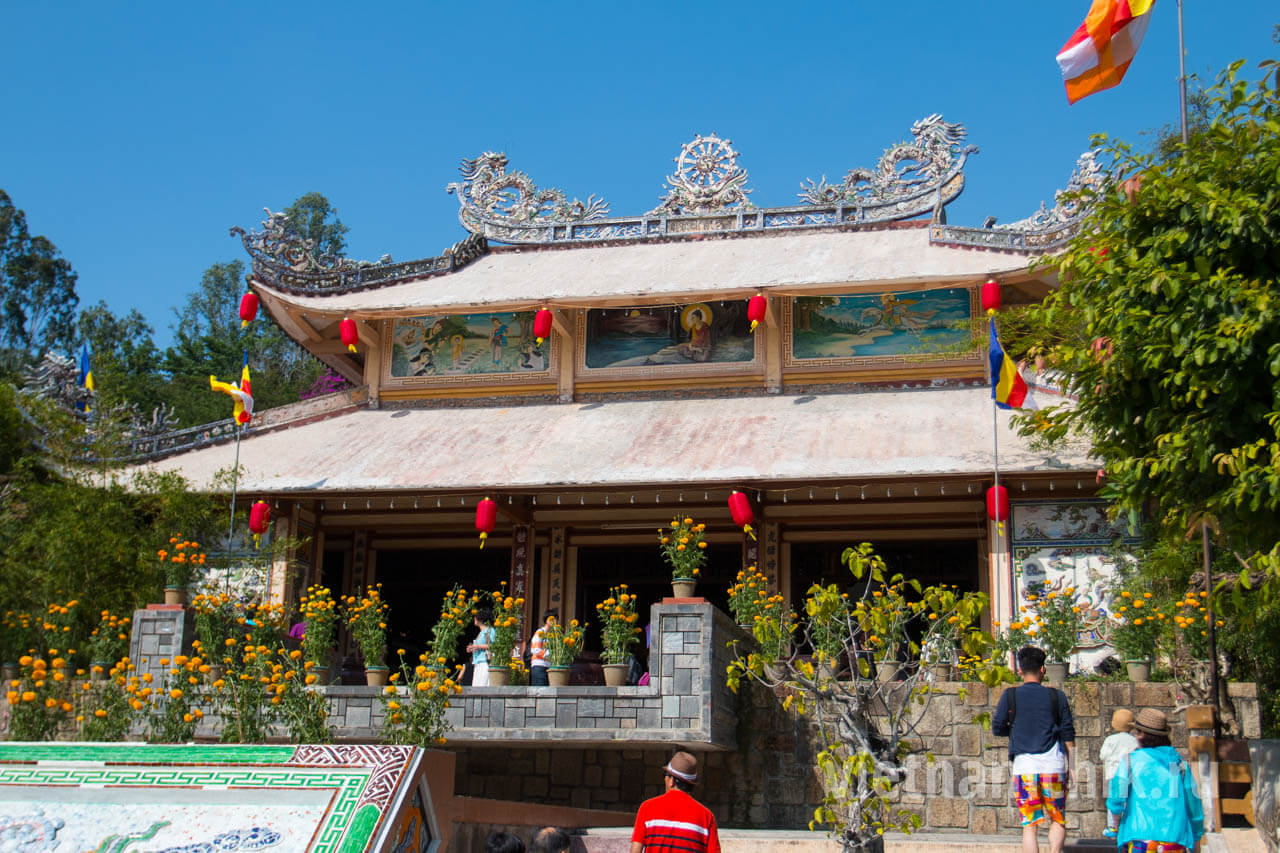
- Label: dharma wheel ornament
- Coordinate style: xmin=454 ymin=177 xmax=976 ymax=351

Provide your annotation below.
xmin=746 ymin=294 xmax=766 ymax=333
xmin=239 ymin=292 xmax=259 ymax=329
xmin=727 ymin=490 xmax=756 ymax=540
xmin=533 ymin=309 xmax=553 ymax=345
xmin=980 ymin=279 xmax=1001 ymax=316
xmin=248 ymin=500 xmax=271 ymax=549
xmin=339 ymin=317 xmax=358 ymax=354
xmin=475 ymin=497 xmax=497 ymax=549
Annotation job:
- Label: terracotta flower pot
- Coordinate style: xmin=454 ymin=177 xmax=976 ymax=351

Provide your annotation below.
xmin=164 ymin=587 xmax=187 ymax=606
xmin=488 ymin=666 xmax=510 ymax=687
xmin=309 ymin=666 xmax=330 ymax=686
xmin=548 ymin=666 xmax=571 ymax=687
xmin=90 ymin=662 xmax=110 ymax=682
xmin=672 ymin=578 xmax=696 ymax=598
xmin=929 ymin=663 xmax=953 ymax=681
xmin=365 ymin=665 xmax=389 ymax=687
xmin=602 ymin=663 xmax=629 ymax=687
xmin=1125 ymin=660 xmax=1151 ymax=682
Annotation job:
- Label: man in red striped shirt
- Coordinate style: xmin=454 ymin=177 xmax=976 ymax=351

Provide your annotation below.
xmin=630 ymin=751 xmax=720 ymax=853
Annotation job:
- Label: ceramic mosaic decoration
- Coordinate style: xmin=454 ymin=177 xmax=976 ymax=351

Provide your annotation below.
xmin=0 ymin=743 xmax=438 ymax=852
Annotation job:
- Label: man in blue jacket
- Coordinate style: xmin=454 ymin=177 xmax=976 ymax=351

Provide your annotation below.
xmin=992 ymin=646 xmax=1076 ymax=853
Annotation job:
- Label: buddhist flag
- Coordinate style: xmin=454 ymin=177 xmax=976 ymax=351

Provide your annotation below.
xmin=77 ymin=342 xmax=95 ymax=413
xmin=209 ymin=351 xmax=255 ymax=425
xmin=989 ymin=320 xmax=1028 ymax=410
xmin=1057 ymin=0 xmax=1156 ymax=104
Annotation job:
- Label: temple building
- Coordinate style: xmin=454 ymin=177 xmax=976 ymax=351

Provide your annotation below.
xmin=137 ymin=119 xmax=1127 ymax=664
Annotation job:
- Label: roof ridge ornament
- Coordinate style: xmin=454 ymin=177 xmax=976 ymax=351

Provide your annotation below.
xmin=448 ymin=152 xmax=610 ymax=242
xmin=649 ymin=133 xmax=753 ymax=216
xmin=799 ymin=114 xmax=977 ymax=210
xmin=929 ymin=150 xmax=1108 ymax=251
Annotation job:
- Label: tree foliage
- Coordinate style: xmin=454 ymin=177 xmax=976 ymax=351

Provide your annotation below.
xmin=1021 ymin=60 xmax=1280 ymax=576
xmin=0 ymin=190 xmax=79 ymax=378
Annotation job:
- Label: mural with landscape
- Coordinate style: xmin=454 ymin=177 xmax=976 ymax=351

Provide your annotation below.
xmin=390 ymin=311 xmax=546 ymax=377
xmin=584 ymin=302 xmax=754 ymax=369
xmin=791 ymin=288 xmax=971 ymax=360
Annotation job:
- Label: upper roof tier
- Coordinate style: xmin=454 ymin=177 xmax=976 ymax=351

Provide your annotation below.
xmin=234 ymin=119 xmax=1104 ymax=315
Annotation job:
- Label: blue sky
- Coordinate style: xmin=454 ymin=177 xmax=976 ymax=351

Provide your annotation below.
xmin=2 ymin=2 xmax=1274 ymax=346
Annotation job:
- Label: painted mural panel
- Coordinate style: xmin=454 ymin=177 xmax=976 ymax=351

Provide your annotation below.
xmin=390 ymin=312 xmax=546 ymax=377
xmin=584 ymin=302 xmax=753 ymax=369
xmin=791 ymin=289 xmax=971 ymax=360
xmin=1011 ymin=500 xmax=1140 ymax=672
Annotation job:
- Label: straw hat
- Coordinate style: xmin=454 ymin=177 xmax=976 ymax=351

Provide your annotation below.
xmin=1133 ymin=708 xmax=1170 ymax=737
xmin=1111 ymin=709 xmax=1135 ymax=732
xmin=664 ymin=751 xmax=699 ymax=783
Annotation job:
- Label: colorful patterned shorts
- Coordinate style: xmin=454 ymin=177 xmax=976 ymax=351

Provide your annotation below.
xmin=1123 ymin=843 xmax=1187 ymax=853
xmin=1015 ymin=774 xmax=1066 ymax=826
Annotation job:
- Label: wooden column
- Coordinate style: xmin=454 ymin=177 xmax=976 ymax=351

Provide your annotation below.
xmin=553 ymin=310 xmax=575 ymax=403
xmin=764 ymin=296 xmax=783 ymax=394
xmin=761 ymin=521 xmax=781 ymax=597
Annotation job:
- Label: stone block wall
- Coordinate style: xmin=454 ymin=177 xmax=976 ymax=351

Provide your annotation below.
xmin=128 ymin=606 xmax=192 ymax=684
xmin=313 ymin=602 xmax=740 ymax=749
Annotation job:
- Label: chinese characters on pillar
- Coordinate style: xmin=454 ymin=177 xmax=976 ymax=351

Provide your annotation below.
xmin=510 ymin=524 xmax=533 ymax=629
xmin=762 ymin=522 xmax=779 ymax=594
xmin=548 ymin=527 xmax=565 ymax=618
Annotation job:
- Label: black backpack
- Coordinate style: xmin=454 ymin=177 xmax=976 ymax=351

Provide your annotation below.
xmin=1005 ymin=684 xmax=1064 ymax=757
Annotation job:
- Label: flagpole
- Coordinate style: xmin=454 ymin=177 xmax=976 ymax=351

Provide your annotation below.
xmin=1176 ymin=0 xmax=1190 ymax=150
xmin=225 ymin=424 xmax=243 ymax=595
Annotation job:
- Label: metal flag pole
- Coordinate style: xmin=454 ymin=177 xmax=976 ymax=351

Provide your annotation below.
xmin=988 ymin=322 xmax=1010 ymax=630
xmin=1176 ymin=0 xmax=1190 ymax=150
xmin=225 ymin=423 xmax=243 ymax=595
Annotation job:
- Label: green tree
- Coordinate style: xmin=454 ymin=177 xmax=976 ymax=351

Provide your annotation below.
xmin=0 ymin=190 xmax=79 ymax=377
xmin=1021 ymin=59 xmax=1280 ymax=574
xmin=283 ymin=191 xmax=349 ymax=259
xmin=162 ymin=260 xmax=326 ymax=426
xmin=77 ymin=301 xmax=167 ymax=417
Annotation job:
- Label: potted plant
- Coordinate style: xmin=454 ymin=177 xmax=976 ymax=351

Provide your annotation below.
xmin=298 ymin=585 xmax=337 ymax=683
xmin=920 ymin=584 xmax=982 ymax=681
xmin=1111 ymin=589 xmax=1162 ymax=681
xmin=343 ymin=584 xmax=390 ymax=686
xmin=485 ymin=591 xmax=524 ymax=687
xmin=752 ymin=599 xmax=797 ymax=681
xmin=428 ymin=585 xmax=473 ymax=672
xmin=1026 ymin=585 xmax=1082 ymax=682
xmin=192 ymin=592 xmax=238 ymax=680
xmin=381 ymin=650 xmax=463 ymax=746
xmin=1171 ymin=588 xmax=1215 ymax=682
xmin=543 ymin=618 xmax=584 ymax=687
xmin=658 ymin=516 xmax=707 ymax=597
xmin=157 ymin=535 xmax=206 ymax=605
xmin=728 ymin=566 xmax=769 ymax=631
xmin=596 ymin=584 xmax=640 ymax=686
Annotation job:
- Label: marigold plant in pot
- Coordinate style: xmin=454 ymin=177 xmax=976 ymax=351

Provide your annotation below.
xmin=299 ymin=585 xmax=337 ymax=680
xmin=157 ymin=535 xmax=206 ymax=604
xmin=84 ymin=610 xmax=131 ymax=676
xmin=728 ymin=565 xmax=769 ymax=630
xmin=596 ymin=584 xmax=640 ymax=686
xmin=658 ymin=516 xmax=707 ymax=596
xmin=428 ymin=584 xmax=473 ymax=671
xmin=1023 ymin=584 xmax=1083 ymax=679
xmin=543 ymin=618 xmax=584 ymax=687
xmin=484 ymin=588 xmax=525 ymax=686
xmin=1110 ymin=589 xmax=1162 ymax=681
xmin=343 ymin=584 xmax=390 ymax=685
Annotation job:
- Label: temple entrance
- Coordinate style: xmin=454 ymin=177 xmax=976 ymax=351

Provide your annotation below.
xmin=574 ymin=544 xmax=738 ymax=656
xmin=789 ymin=539 xmax=980 ymax=603
xmin=377 ymin=547 xmax=512 ymax=666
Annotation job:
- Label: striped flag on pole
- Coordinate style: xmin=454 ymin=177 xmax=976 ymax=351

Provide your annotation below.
xmin=989 ymin=320 xmax=1028 ymax=410
xmin=1057 ymin=0 xmax=1157 ymax=104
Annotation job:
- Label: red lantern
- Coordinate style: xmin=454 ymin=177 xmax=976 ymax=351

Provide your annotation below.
xmin=746 ymin=294 xmax=767 ymax=333
xmin=239 ymin=292 xmax=259 ymax=329
xmin=727 ymin=490 xmax=756 ymax=540
xmin=339 ymin=317 xmax=358 ymax=354
xmin=533 ymin=309 xmax=553 ymax=345
xmin=249 ymin=500 xmax=271 ymax=549
xmin=475 ymin=497 xmax=497 ymax=549
xmin=980 ymin=279 xmax=1001 ymax=315
xmin=986 ymin=485 xmax=1009 ymax=522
